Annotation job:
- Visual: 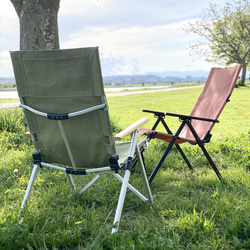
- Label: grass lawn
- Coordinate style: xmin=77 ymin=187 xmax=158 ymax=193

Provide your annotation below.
xmin=107 ymin=85 xmax=250 ymax=138
xmin=0 ymin=85 xmax=249 ymax=249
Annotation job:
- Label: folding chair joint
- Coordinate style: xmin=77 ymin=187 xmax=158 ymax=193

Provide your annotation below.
xmin=32 ymin=152 xmax=42 ymax=165
xmin=66 ymin=168 xmax=87 ymax=175
xmin=142 ymin=109 xmax=165 ymax=119
xmin=154 ymin=113 xmax=165 ymax=119
xmin=202 ymin=131 xmax=212 ymax=143
xmin=109 ymin=155 xmax=120 ymax=173
xmin=125 ymin=156 xmax=133 ymax=171
xmin=149 ymin=131 xmax=157 ymax=140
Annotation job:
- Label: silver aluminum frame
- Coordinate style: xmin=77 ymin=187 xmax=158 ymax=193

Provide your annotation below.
xmin=20 ymin=104 xmax=153 ymax=233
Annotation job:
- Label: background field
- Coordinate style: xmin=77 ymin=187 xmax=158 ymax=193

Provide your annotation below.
xmin=0 ymin=85 xmax=249 ymax=249
xmin=108 ymin=85 xmax=250 ymax=138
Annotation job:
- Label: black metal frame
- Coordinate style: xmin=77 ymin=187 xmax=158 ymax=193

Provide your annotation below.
xmin=142 ymin=109 xmax=222 ymax=184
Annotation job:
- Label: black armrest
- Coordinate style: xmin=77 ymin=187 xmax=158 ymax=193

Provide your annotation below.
xmin=165 ymin=112 xmax=219 ymax=123
xmin=142 ymin=109 xmax=165 ymax=117
xmin=142 ymin=109 xmax=219 ymax=123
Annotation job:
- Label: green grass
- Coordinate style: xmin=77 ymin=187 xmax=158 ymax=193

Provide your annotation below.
xmin=105 ymin=83 xmax=203 ymax=93
xmin=108 ymin=84 xmax=250 ymax=138
xmin=0 ymin=85 xmax=250 ymax=249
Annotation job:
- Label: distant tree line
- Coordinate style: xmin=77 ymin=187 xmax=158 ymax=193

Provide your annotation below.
xmin=0 ymin=82 xmax=16 ymax=89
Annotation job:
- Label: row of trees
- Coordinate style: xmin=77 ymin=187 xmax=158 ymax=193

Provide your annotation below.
xmin=10 ymin=0 xmax=249 ymax=85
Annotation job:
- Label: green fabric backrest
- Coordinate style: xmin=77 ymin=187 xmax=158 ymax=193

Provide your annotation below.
xmin=10 ymin=47 xmax=116 ymax=168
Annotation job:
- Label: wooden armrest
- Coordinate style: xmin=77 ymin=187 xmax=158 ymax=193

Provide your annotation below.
xmin=24 ymin=131 xmax=31 ymax=137
xmin=113 ymin=117 xmax=149 ymax=141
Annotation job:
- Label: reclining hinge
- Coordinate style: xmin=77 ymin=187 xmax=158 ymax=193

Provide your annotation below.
xmin=150 ymin=131 xmax=157 ymax=140
xmin=109 ymin=155 xmax=120 ymax=173
xmin=154 ymin=113 xmax=165 ymax=119
xmin=203 ymin=131 xmax=212 ymax=143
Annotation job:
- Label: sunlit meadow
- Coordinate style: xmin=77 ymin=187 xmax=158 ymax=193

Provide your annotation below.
xmin=0 ymin=85 xmax=249 ymax=249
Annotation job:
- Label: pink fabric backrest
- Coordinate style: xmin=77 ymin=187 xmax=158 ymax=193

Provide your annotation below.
xmin=179 ymin=65 xmax=242 ymax=141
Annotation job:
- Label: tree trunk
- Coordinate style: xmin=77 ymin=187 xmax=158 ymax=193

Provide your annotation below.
xmin=10 ymin=0 xmax=60 ymax=50
xmin=241 ymin=62 xmax=246 ymax=86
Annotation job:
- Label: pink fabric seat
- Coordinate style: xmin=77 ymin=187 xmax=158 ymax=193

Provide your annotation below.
xmin=139 ymin=65 xmax=242 ymax=183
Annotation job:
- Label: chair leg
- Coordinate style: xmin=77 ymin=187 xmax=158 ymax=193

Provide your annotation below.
xmin=66 ymin=174 xmax=76 ymax=192
xmin=112 ymin=169 xmax=131 ymax=234
xmin=148 ymin=140 xmax=175 ymax=184
xmin=112 ymin=130 xmax=140 ymax=233
xmin=175 ymin=144 xmax=193 ymax=170
xmin=197 ymin=142 xmax=222 ymax=180
xmin=78 ymin=174 xmax=103 ymax=195
xmin=21 ymin=164 xmax=39 ymax=210
xmin=135 ymin=145 xmax=153 ymax=203
xmin=148 ymin=120 xmax=187 ymax=184
xmin=113 ymin=173 xmax=150 ymax=202
xmin=161 ymin=117 xmax=192 ymax=170
xmin=185 ymin=120 xmax=222 ymax=180
xmin=140 ymin=149 xmax=149 ymax=177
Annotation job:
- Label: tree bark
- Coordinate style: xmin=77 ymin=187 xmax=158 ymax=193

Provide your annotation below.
xmin=241 ymin=62 xmax=247 ymax=86
xmin=10 ymin=0 xmax=60 ymax=50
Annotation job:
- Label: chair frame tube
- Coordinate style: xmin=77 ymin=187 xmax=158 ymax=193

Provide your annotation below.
xmin=112 ymin=131 xmax=137 ymax=233
xmin=19 ymin=103 xmax=106 ymax=119
xmin=21 ymin=164 xmax=39 ymax=210
xmin=20 ymin=104 xmax=152 ymax=234
xmin=57 ymin=120 xmax=77 ymax=169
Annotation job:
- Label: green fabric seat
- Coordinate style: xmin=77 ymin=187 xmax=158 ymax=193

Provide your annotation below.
xmin=10 ymin=47 xmax=153 ymax=233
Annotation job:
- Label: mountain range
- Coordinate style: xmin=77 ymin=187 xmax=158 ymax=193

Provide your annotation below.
xmin=0 ymin=70 xmax=210 ymax=85
xmin=103 ymin=70 xmax=209 ymax=85
xmin=144 ymin=70 xmax=209 ymax=78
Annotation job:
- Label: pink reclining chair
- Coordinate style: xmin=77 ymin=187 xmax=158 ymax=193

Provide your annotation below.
xmin=139 ymin=65 xmax=242 ymax=184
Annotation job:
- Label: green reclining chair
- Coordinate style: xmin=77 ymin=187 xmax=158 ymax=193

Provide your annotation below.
xmin=10 ymin=47 xmax=153 ymax=234
xmin=139 ymin=65 xmax=242 ymax=184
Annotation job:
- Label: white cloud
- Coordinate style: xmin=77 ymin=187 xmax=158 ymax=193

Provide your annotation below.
xmin=0 ymin=1 xmax=19 ymax=48
xmin=59 ymin=0 xmax=225 ymax=27
xmin=0 ymin=0 xmax=229 ymax=77
xmin=0 ymin=51 xmax=14 ymax=77
xmin=100 ymin=55 xmax=140 ymax=76
xmin=60 ymin=20 xmax=207 ymax=75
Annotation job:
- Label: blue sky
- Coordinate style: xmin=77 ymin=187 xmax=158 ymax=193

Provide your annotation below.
xmin=0 ymin=0 xmax=229 ymax=77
